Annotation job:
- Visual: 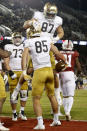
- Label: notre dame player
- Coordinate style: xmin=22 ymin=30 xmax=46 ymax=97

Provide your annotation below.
xmin=23 ymin=2 xmax=64 ymax=114
xmin=4 ymin=32 xmax=28 ymax=121
xmin=0 ymin=48 xmax=11 ymax=131
xmin=12 ymin=19 xmax=66 ymax=130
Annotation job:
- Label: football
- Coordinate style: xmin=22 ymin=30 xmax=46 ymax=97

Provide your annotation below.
xmin=55 ymin=60 xmax=67 ymax=72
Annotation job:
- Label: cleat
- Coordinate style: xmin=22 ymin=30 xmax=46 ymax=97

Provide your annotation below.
xmin=12 ymin=113 xmax=17 ymax=121
xmin=65 ymin=114 xmax=71 ymax=121
xmin=65 ymin=112 xmax=71 ymax=121
xmin=19 ymin=111 xmax=27 ymax=120
xmin=11 ymin=88 xmax=19 ymax=101
xmin=0 ymin=123 xmax=9 ymax=131
xmin=50 ymin=121 xmax=61 ymax=126
xmin=33 ymin=124 xmax=45 ymax=130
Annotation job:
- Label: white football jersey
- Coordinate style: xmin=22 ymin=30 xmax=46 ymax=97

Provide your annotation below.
xmin=4 ymin=44 xmax=24 ymax=71
xmin=33 ymin=11 xmax=63 ymax=37
xmin=24 ymin=33 xmax=52 ymax=70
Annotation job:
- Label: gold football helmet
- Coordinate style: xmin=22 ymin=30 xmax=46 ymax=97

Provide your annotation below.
xmin=12 ymin=32 xmax=22 ymax=39
xmin=26 ymin=19 xmax=41 ymax=38
xmin=11 ymin=32 xmax=22 ymax=46
xmin=44 ymin=2 xmax=58 ymax=19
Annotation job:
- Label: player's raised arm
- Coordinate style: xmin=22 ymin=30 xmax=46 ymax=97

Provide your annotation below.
xmin=56 ymin=25 xmax=64 ymax=40
xmin=23 ymin=20 xmax=31 ymax=29
xmin=23 ymin=18 xmax=37 ymax=29
xmin=50 ymin=43 xmax=66 ymax=63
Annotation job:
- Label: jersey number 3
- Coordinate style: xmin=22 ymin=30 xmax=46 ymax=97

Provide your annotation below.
xmin=13 ymin=49 xmax=23 ymax=58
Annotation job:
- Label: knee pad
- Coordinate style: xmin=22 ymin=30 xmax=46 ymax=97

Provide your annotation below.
xmin=10 ymin=93 xmax=18 ymax=104
xmin=20 ymin=90 xmax=28 ymax=101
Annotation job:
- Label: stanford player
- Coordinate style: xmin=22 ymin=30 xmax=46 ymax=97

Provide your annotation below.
xmin=59 ymin=40 xmax=82 ymax=121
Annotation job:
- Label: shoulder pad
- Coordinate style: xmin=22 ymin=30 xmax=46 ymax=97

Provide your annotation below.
xmin=55 ymin=16 xmax=63 ymax=25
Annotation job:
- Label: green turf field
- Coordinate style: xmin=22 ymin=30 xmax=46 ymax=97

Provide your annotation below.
xmin=2 ymin=89 xmax=87 ymax=120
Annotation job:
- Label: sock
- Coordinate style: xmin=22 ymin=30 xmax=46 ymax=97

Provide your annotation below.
xmin=53 ymin=113 xmax=59 ymax=122
xmin=12 ymin=110 xmax=16 ymax=114
xmin=37 ymin=116 xmax=43 ymax=126
xmin=67 ymin=97 xmax=73 ymax=113
xmin=20 ymin=106 xmax=24 ymax=112
xmin=58 ymin=106 xmax=61 ymax=114
xmin=54 ymin=88 xmax=60 ymax=103
xmin=63 ymin=98 xmax=68 ymax=114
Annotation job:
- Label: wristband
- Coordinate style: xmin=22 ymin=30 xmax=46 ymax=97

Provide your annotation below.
xmin=53 ymin=36 xmax=60 ymax=44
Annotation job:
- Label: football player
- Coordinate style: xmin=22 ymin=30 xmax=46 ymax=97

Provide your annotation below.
xmin=59 ymin=40 xmax=82 ymax=121
xmin=4 ymin=32 xmax=28 ymax=121
xmin=23 ymin=2 xmax=64 ymax=113
xmin=12 ymin=20 xmax=66 ymax=129
xmin=0 ymin=48 xmax=11 ymax=131
xmin=23 ymin=2 xmax=64 ymax=42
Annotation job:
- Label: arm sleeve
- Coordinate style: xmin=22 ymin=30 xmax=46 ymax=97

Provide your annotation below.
xmin=56 ymin=16 xmax=63 ymax=26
